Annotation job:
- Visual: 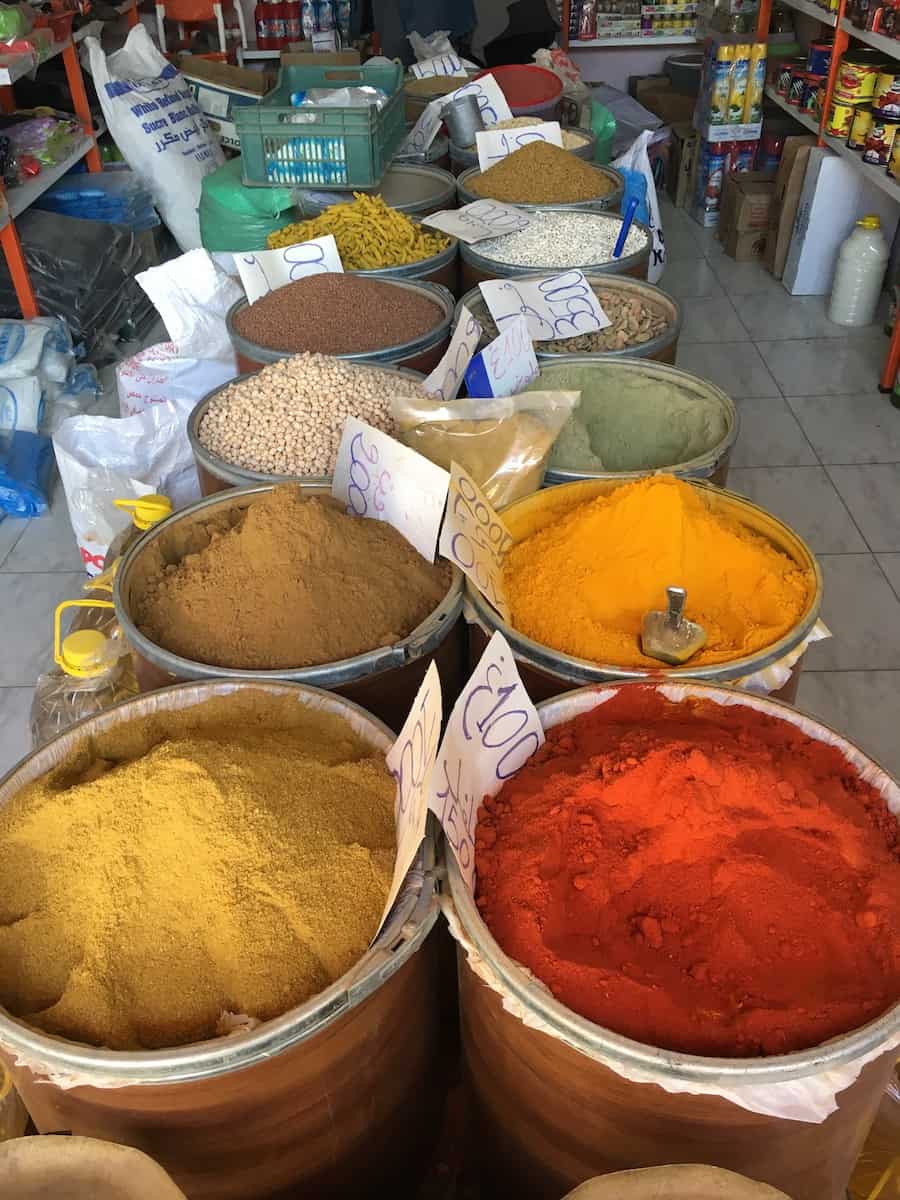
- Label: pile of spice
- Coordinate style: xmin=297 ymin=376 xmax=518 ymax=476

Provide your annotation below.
xmin=463 ymin=117 xmax=589 ymax=152
xmin=267 ymin=193 xmax=451 ymax=269
xmin=471 ymin=284 xmax=671 ymax=353
xmin=473 ymin=210 xmax=647 ymax=269
xmin=0 ymin=691 xmax=396 ymax=1050
xmin=468 ymin=141 xmax=617 ymax=205
xmin=198 ymin=353 xmax=425 ymax=477
xmin=475 ymin=687 xmax=900 ymax=1057
xmin=232 ymin=274 xmax=445 ymax=356
xmin=132 ymin=485 xmax=451 ymax=670
xmin=529 ymin=362 xmax=729 ymax=473
xmin=502 ymin=475 xmax=811 ymax=667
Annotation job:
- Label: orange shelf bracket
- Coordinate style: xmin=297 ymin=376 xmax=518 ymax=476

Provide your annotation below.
xmin=62 ymin=41 xmax=102 ymax=172
xmin=0 ymin=216 xmax=39 ymax=318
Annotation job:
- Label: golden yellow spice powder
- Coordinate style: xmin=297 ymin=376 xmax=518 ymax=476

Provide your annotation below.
xmin=0 ymin=692 xmax=395 ymax=1050
xmin=502 ymin=475 xmax=813 ymax=668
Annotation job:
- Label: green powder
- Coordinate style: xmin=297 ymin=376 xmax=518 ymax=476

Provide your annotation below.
xmin=533 ymin=364 xmax=729 ymax=473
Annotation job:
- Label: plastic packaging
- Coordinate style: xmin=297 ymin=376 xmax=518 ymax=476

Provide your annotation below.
xmin=0 ymin=429 xmax=53 ymax=516
xmin=0 ymin=1064 xmax=27 ymax=1142
xmin=848 ymin=1063 xmax=899 ymax=1199
xmin=391 ymin=390 xmax=578 ymax=507
xmin=590 ymin=100 xmax=616 ymax=164
xmin=33 ymin=169 xmax=158 ymax=232
xmin=828 ymin=214 xmax=889 ymax=327
xmin=199 ymin=157 xmax=294 ymax=253
xmin=613 ymin=130 xmax=664 ymax=283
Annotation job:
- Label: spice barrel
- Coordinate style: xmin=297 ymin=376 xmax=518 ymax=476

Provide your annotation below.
xmin=353 ymin=236 xmax=459 ymax=295
xmin=113 ymin=484 xmax=465 ymax=731
xmin=226 ymin=278 xmax=454 ymax=375
xmin=0 ymin=680 xmax=443 ymax=1200
xmin=449 ymin=126 xmax=598 ymax=174
xmin=455 ymin=276 xmax=682 ymax=364
xmin=298 ymin=164 xmax=458 ymax=219
xmin=395 ymin=128 xmax=451 ymax=172
xmin=447 ymin=681 xmax=900 ymax=1200
xmin=456 ymin=163 xmax=625 ymax=213
xmin=467 ymin=478 xmax=822 ymax=703
xmin=562 ymin=1167 xmax=792 ymax=1199
xmin=188 ymin=365 xmax=426 ymax=496
xmin=535 ymin=357 xmax=737 ymax=486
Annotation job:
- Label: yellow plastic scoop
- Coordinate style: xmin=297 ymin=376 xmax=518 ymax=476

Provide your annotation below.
xmin=641 ymin=586 xmax=707 ymax=666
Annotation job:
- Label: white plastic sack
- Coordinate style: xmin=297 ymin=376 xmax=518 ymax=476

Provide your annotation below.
xmin=0 ymin=320 xmax=48 ymax=379
xmin=613 ymin=129 xmax=665 ymax=283
xmin=54 ymin=400 xmax=200 ymax=575
xmin=118 ymin=249 xmax=240 ymax=417
xmin=87 ymin=26 xmax=224 ymax=251
xmin=408 ymin=29 xmax=454 ymax=59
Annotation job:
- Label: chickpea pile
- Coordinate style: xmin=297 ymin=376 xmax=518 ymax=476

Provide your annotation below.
xmin=198 ymin=354 xmax=425 ymax=478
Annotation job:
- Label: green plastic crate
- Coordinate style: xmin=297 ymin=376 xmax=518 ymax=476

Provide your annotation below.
xmin=235 ymin=62 xmax=405 ymax=189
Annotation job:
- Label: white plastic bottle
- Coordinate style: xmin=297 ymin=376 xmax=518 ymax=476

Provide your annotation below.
xmin=828 ymin=215 xmax=889 ymax=327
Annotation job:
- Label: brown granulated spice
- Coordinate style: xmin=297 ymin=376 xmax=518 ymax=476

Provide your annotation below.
xmin=0 ymin=691 xmax=396 ymax=1050
xmin=469 ymin=140 xmax=617 ymax=205
xmin=232 ymin=273 xmax=444 ymax=355
xmin=132 ymin=485 xmax=451 ymax=670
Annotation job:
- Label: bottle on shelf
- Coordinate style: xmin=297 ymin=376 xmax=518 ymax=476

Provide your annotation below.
xmin=828 ymin=214 xmax=889 ymax=327
xmin=255 ymin=0 xmax=271 ymax=48
xmin=284 ymin=0 xmax=301 ymax=43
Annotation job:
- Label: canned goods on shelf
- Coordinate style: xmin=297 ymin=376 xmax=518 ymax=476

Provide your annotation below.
xmin=835 ymin=52 xmax=886 ymax=103
xmin=888 ymin=136 xmax=900 ymax=179
xmin=873 ymin=71 xmax=900 ymax=119
xmin=848 ymin=104 xmax=874 ymax=149
xmin=863 ymin=116 xmax=900 ymax=164
xmin=788 ymin=67 xmax=808 ymax=106
xmin=800 ymin=73 xmax=824 ymax=115
xmin=806 ymin=40 xmax=833 ymax=76
xmin=776 ymin=56 xmax=805 ymax=97
xmin=826 ymin=97 xmax=861 ymax=138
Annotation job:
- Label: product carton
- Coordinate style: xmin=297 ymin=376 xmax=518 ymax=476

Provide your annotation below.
xmin=630 ymin=75 xmax=697 ymax=125
xmin=180 ymin=57 xmax=271 ymax=150
xmin=718 ymin=171 xmax=775 ymax=233
xmin=763 ymin=135 xmax=816 ymax=279
xmin=283 ymin=46 xmax=361 ymax=65
xmin=668 ymin=122 xmax=698 ymax=208
xmin=721 ymin=226 xmax=767 ymax=260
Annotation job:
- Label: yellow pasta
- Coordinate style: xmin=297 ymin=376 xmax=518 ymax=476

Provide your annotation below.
xmin=267 ymin=193 xmax=450 ymax=269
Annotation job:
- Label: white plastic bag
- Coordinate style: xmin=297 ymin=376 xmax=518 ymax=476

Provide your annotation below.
xmin=117 ymin=249 xmax=240 ymax=417
xmin=86 ymin=26 xmax=224 ymax=251
xmin=408 ymin=29 xmax=454 ymax=59
xmin=0 ymin=320 xmax=48 ymax=379
xmin=54 ymin=401 xmax=200 ymax=575
xmin=613 ymin=129 xmax=665 ymax=283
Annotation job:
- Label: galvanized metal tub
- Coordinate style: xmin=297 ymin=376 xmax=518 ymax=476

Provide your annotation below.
xmin=226 ymin=278 xmax=455 ymax=376
xmin=113 ymin=484 xmax=466 ymax=732
xmin=467 ymin=478 xmax=822 ymax=704
xmin=297 ymin=164 xmax=458 ymax=219
xmin=447 ymin=680 xmax=900 ymax=1200
xmin=0 ymin=680 xmax=442 ymax=1199
xmin=459 ymin=209 xmax=652 ymax=291
xmin=188 ymin=365 xmax=425 ymax=497
xmin=456 ymin=163 xmax=624 ymax=214
xmin=455 ymin=275 xmax=682 ymax=366
xmin=395 ymin=128 xmax=451 ymax=172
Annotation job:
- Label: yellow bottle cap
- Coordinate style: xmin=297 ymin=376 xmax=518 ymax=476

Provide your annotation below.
xmin=859 ymin=214 xmax=881 ymax=229
xmin=59 ymin=629 xmax=110 ymax=677
xmin=113 ymin=494 xmax=172 ymax=531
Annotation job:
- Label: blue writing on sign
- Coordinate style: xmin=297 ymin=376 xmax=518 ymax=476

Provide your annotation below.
xmin=346 ymin=427 xmax=392 ymax=518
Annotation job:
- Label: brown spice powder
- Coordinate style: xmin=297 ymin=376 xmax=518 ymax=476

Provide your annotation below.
xmin=469 ymin=140 xmax=617 ymax=205
xmin=0 ymin=692 xmax=395 ymax=1050
xmin=132 ymin=486 xmax=451 ymax=670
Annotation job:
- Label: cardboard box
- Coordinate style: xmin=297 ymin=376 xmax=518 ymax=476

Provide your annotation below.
xmin=629 ymin=75 xmax=696 ymax=126
xmin=180 ymin=57 xmax=270 ymax=150
xmin=282 ymin=46 xmax=361 ymax=65
xmin=763 ymin=135 xmax=816 ymax=279
xmin=718 ymin=172 xmax=775 ymax=233
xmin=668 ymin=122 xmax=698 ymax=209
xmin=720 ymin=226 xmax=767 ymax=260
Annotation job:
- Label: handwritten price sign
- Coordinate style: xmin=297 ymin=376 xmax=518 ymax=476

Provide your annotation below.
xmin=422 ymin=303 xmax=482 ymax=401
xmin=428 ymin=631 xmax=544 ymax=888
xmin=332 ymin=418 xmax=449 ymax=562
xmin=422 ymin=199 xmax=532 ymax=245
xmin=447 ymin=73 xmax=513 ymax=128
xmin=438 ymin=462 xmax=512 ymax=621
xmin=410 ymin=53 xmax=468 ymax=79
xmin=475 ymin=121 xmax=563 ymax=172
xmin=236 ymin=235 xmax=343 ymax=304
xmin=377 ymin=661 xmax=443 ymax=931
xmin=479 ymin=270 xmax=612 ymax=343
xmin=465 ymin=314 xmax=538 ymax=399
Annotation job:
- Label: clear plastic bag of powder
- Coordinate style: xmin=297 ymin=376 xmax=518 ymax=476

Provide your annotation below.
xmin=391 ymin=390 xmax=578 ymax=509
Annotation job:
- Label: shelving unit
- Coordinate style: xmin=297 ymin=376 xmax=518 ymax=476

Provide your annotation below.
xmin=559 ymin=0 xmax=699 ymax=48
xmin=568 ymin=34 xmax=699 ymax=45
xmin=758 ymin=0 xmax=900 ymax=386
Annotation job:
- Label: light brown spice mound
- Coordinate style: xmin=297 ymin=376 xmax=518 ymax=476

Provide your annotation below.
xmin=0 ymin=692 xmax=396 ymax=1050
xmin=469 ymin=140 xmax=617 ymax=204
xmin=132 ymin=485 xmax=451 ymax=670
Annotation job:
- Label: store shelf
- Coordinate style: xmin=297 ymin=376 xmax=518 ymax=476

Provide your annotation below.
xmin=6 ymin=133 xmax=96 ymax=218
xmin=765 ymin=84 xmax=900 ymax=200
xmin=569 ymin=34 xmax=699 ymax=45
xmin=839 ymin=17 xmax=900 ymax=56
xmin=0 ymin=20 xmax=102 ymax=87
xmin=777 ymin=0 xmax=836 ymax=26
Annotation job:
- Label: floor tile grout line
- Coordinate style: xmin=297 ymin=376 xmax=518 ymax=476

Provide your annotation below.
xmin=821 ymin=463 xmax=885 ymax=557
xmin=0 ymin=520 xmax=31 ymax=570
xmin=776 ymin=393 xmax=824 ymax=466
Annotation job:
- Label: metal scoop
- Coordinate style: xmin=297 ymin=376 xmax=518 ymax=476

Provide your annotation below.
xmin=641 ymin=586 xmax=707 ymax=665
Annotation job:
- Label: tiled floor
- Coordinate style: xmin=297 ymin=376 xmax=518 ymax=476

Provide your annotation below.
xmin=0 ymin=205 xmax=899 ymax=778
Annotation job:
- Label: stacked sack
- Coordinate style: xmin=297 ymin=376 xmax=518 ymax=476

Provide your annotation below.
xmin=33 ymin=169 xmax=159 ymax=233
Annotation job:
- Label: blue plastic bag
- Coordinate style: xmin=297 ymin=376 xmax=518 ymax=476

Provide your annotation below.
xmin=615 ymin=166 xmax=649 ymax=229
xmin=0 ymin=430 xmax=54 ymax=516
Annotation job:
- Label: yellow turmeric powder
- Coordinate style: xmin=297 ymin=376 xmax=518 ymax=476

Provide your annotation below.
xmin=502 ymin=475 xmax=813 ymax=668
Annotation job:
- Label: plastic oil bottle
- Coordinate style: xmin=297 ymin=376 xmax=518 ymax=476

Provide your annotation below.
xmin=828 ymin=214 xmax=889 ymax=327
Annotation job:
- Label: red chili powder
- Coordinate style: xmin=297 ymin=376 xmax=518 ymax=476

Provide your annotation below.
xmin=474 ymin=688 xmax=900 ymax=1058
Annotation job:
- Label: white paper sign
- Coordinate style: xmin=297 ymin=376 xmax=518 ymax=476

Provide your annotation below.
xmin=236 ymin=235 xmax=343 ymax=304
xmin=422 ymin=199 xmax=532 ymax=245
xmin=399 ymin=97 xmax=444 ymax=155
xmin=332 ymin=418 xmax=450 ymax=562
xmin=422 ymin=302 xmax=482 ymax=401
xmin=465 ymin=315 xmax=538 ymax=399
xmin=312 ymin=29 xmax=338 ymax=51
xmin=438 ymin=461 xmax=512 ymax=621
xmin=475 ymin=121 xmax=563 ymax=171
xmin=378 ymin=660 xmax=442 ymax=930
xmin=410 ymin=53 xmax=468 ymax=79
xmin=478 ymin=270 xmax=612 ymax=343
xmin=448 ymin=74 xmax=513 ymax=128
xmin=428 ymin=631 xmax=544 ymax=888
